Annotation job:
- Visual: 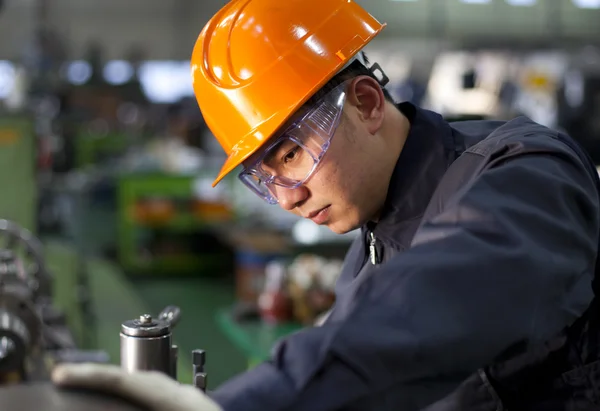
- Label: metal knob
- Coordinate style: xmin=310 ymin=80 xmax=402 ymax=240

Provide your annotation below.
xmin=139 ymin=314 xmax=152 ymax=324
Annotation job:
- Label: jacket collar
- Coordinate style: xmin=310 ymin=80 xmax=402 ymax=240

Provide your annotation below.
xmin=371 ymin=102 xmax=456 ymax=248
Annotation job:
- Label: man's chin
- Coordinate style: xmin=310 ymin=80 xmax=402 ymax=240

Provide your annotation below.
xmin=326 ymin=220 xmax=360 ymax=235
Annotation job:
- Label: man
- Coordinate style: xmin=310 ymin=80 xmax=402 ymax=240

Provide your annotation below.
xmin=52 ymin=0 xmax=600 ymax=410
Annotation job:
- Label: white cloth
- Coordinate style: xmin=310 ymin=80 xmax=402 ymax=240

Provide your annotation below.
xmin=52 ymin=363 xmax=222 ymax=411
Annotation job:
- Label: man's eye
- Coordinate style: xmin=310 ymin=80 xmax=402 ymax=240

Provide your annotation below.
xmin=283 ymin=146 xmax=301 ymax=163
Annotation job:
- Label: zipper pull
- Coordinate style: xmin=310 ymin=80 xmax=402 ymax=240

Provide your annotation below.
xmin=369 ymin=232 xmax=379 ymax=265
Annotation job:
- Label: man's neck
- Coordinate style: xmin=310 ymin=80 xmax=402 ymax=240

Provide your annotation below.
xmin=369 ymin=103 xmax=411 ymax=223
xmin=383 ymin=102 xmax=411 ymax=155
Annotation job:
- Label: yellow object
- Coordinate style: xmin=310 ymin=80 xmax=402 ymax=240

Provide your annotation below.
xmin=190 ymin=0 xmax=385 ymax=186
xmin=0 ymin=128 xmax=20 ymax=145
xmin=522 ymin=72 xmax=554 ymax=91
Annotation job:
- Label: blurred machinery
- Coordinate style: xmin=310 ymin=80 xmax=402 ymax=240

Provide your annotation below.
xmin=510 ymin=51 xmax=569 ymax=129
xmin=557 ymin=47 xmax=600 ymax=163
xmin=0 ymin=248 xmax=44 ymax=382
xmin=0 ymin=219 xmax=107 ymax=385
xmin=0 ymin=267 xmax=212 ymax=411
xmin=0 ymin=303 xmax=209 ymax=409
xmin=424 ymin=50 xmax=516 ymax=120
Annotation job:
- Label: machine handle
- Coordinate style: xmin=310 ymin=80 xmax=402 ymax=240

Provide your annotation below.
xmin=192 ymin=349 xmax=207 ymax=392
xmin=157 ymin=306 xmax=181 ymax=328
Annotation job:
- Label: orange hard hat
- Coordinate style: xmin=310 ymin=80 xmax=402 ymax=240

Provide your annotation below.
xmin=191 ymin=0 xmax=386 ymax=187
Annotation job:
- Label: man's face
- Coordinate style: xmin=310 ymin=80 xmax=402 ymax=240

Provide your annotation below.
xmin=242 ymin=77 xmax=392 ymax=234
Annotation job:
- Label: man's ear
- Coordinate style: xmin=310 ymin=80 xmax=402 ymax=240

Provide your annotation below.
xmin=346 ymin=76 xmax=385 ymax=134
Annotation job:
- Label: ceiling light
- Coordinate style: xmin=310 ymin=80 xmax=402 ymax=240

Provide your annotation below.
xmin=572 ymin=0 xmax=600 ymax=8
xmin=506 ymin=0 xmax=536 ymax=5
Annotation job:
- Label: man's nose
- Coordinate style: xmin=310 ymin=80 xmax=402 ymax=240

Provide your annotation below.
xmin=272 ymin=185 xmax=309 ymax=211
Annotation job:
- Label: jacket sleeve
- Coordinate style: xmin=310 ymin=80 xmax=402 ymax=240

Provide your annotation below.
xmin=210 ymin=148 xmax=600 ymax=411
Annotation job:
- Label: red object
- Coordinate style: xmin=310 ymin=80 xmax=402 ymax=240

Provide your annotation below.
xmin=258 ymin=262 xmax=291 ymax=324
xmin=37 ymin=135 xmax=53 ymax=170
xmin=258 ymin=291 xmax=291 ymax=324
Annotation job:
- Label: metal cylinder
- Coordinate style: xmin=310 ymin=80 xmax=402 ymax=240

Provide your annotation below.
xmin=120 ymin=314 xmax=172 ymax=375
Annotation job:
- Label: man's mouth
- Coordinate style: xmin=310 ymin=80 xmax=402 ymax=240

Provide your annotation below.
xmin=306 ymin=205 xmax=331 ymax=225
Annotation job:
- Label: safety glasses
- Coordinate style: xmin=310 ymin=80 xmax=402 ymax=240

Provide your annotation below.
xmin=238 ymin=81 xmax=350 ymax=204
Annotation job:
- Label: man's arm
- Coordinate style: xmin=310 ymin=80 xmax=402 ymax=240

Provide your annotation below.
xmin=211 ymin=149 xmax=600 ymax=411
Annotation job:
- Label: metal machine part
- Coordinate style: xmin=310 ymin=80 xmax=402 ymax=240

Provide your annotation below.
xmin=192 ymin=349 xmax=207 ymax=392
xmin=0 ymin=220 xmax=51 ymax=302
xmin=0 ymin=222 xmax=110 ymax=384
xmin=0 ymin=383 xmax=146 ymax=411
xmin=0 ymin=264 xmax=42 ymax=375
xmin=0 ymin=307 xmax=30 ymax=372
xmin=120 ymin=306 xmax=209 ymax=390
xmin=120 ymin=306 xmax=181 ymax=377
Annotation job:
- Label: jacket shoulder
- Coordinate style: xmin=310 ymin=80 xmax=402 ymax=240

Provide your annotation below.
xmin=461 ymin=117 xmax=571 ymax=158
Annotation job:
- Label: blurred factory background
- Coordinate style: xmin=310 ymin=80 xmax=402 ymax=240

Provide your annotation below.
xmin=0 ymin=0 xmax=600 ymax=388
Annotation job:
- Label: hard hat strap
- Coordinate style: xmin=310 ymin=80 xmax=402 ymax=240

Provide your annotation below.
xmin=341 ymin=50 xmax=389 ymax=87
xmin=369 ymin=62 xmax=390 ymax=87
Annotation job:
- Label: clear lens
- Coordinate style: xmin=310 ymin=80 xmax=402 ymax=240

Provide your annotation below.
xmin=239 ymin=80 xmax=349 ymax=204
xmin=239 ymin=173 xmax=278 ymax=204
xmin=261 ymin=136 xmax=317 ymax=181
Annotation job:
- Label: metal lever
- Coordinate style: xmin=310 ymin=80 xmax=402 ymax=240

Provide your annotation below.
xmin=192 ymin=349 xmax=207 ymax=391
xmin=158 ymin=306 xmax=181 ymax=379
xmin=158 ymin=306 xmax=181 ymax=328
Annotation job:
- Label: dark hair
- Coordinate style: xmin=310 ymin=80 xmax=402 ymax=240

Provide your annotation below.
xmin=304 ymin=52 xmax=395 ymax=108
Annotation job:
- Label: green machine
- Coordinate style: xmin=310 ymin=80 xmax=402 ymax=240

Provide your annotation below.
xmin=117 ymin=171 xmax=236 ymax=275
xmin=0 ymin=115 xmax=37 ymax=232
xmin=216 ymin=309 xmax=302 ymax=368
xmin=75 ymin=130 xmax=133 ymax=169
